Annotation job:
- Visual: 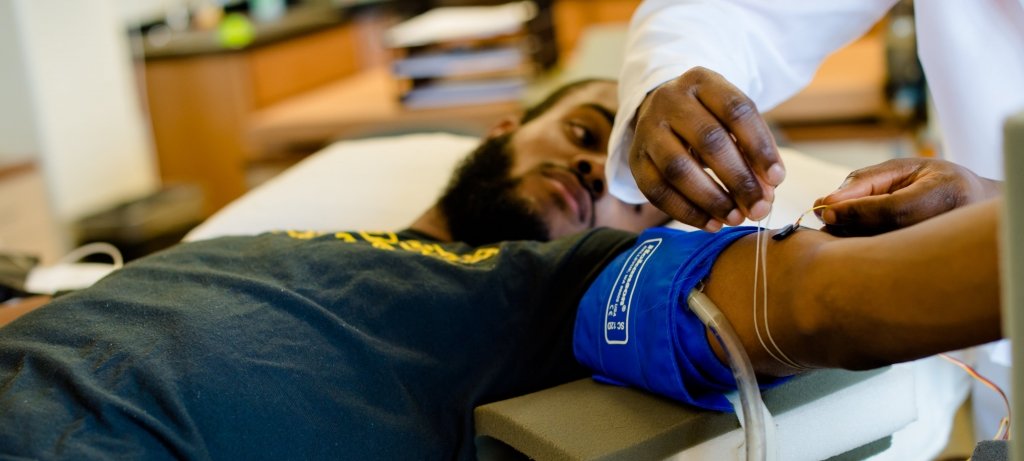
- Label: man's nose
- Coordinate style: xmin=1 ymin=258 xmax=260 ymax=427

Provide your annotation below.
xmin=572 ymin=156 xmax=607 ymax=200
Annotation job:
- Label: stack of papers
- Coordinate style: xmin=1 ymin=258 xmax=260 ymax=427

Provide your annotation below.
xmin=401 ymin=78 xmax=526 ymax=109
xmin=387 ymin=1 xmax=537 ymax=109
xmin=386 ymin=1 xmax=537 ymax=48
xmin=392 ymin=46 xmax=525 ymax=79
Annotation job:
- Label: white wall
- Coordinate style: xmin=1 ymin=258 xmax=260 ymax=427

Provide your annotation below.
xmin=0 ymin=0 xmax=38 ymax=167
xmin=119 ymin=0 xmax=186 ymax=26
xmin=11 ymin=0 xmax=159 ymax=224
xmin=118 ymin=0 xmax=249 ymax=27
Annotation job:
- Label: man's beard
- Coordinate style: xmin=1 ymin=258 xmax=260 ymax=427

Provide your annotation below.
xmin=438 ymin=134 xmax=550 ymax=246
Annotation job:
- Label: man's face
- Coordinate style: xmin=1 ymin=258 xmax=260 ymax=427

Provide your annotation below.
xmin=508 ymin=81 xmax=668 ymax=239
xmin=440 ymin=81 xmax=668 ymax=245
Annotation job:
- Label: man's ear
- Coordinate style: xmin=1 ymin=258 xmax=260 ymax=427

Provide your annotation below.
xmin=486 ymin=116 xmax=519 ymax=139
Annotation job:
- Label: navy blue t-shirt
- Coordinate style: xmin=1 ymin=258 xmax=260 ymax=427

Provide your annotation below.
xmin=0 ymin=228 xmax=635 ymax=460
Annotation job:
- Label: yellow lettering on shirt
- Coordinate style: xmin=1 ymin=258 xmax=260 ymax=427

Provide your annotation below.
xmin=334 ymin=232 xmax=356 ymax=242
xmin=286 ymin=230 xmax=322 ymax=240
xmin=461 ymin=247 xmax=499 ymax=264
xmin=359 ymin=231 xmax=399 ymax=251
xmin=282 ymin=229 xmax=500 ymax=265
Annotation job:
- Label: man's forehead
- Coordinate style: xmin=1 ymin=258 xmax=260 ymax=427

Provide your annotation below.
xmin=552 ymin=81 xmax=618 ymax=112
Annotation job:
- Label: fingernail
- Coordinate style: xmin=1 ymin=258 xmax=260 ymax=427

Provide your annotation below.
xmin=704 ymin=219 xmax=723 ymax=233
xmin=767 ymin=163 xmax=786 ymax=186
xmin=822 ymin=208 xmax=837 ymax=224
xmin=749 ymin=200 xmax=772 ymax=220
xmin=725 ymin=209 xmax=743 ymax=225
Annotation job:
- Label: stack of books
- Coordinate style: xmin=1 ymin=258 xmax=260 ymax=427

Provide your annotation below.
xmin=385 ymin=1 xmax=538 ymax=109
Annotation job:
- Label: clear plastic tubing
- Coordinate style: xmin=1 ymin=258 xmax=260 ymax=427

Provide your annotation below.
xmin=687 ymin=290 xmax=768 ymax=461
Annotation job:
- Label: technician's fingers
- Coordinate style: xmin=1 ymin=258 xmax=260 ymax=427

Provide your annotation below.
xmin=632 ymin=88 xmax=741 ymax=228
xmin=819 ymin=180 xmax=960 ymax=235
xmin=629 ymin=141 xmax=719 ymax=231
xmin=817 ymin=160 xmax=919 ymax=208
xmin=669 ymin=109 xmax=769 ymax=221
xmin=635 ymin=68 xmax=783 ymax=224
xmin=694 ymin=68 xmax=785 ymax=187
xmin=639 ymin=122 xmax=742 ymax=223
xmin=818 ymin=195 xmax=909 ymax=235
xmin=672 ymin=68 xmax=778 ymax=219
xmin=813 ymin=158 xmax=996 ymax=232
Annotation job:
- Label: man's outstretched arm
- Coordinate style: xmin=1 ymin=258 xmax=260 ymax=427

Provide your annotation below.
xmin=703 ymin=198 xmax=1002 ymax=377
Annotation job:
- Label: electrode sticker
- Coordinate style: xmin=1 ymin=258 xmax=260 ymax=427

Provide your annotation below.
xmin=604 ymin=238 xmax=662 ymax=345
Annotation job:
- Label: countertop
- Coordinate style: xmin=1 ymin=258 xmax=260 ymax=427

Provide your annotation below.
xmin=141 ymin=1 xmax=385 ymax=60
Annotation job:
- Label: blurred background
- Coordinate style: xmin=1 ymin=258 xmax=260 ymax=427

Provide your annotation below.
xmin=1 ymin=1 xmax=979 ymax=457
xmin=0 ymin=0 xmax=927 ymax=262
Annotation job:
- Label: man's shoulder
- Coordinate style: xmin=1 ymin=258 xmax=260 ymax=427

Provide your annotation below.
xmin=512 ymin=228 xmax=640 ymax=264
xmin=570 ymin=227 xmax=638 ymax=245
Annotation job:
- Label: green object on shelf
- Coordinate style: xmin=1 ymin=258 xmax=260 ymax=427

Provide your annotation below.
xmin=217 ymin=13 xmax=255 ymax=49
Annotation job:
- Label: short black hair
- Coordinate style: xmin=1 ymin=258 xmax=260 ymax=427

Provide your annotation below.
xmin=519 ymin=78 xmax=614 ymax=124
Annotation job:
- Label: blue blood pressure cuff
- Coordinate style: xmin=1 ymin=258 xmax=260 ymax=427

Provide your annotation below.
xmin=573 ymin=226 xmax=761 ymax=411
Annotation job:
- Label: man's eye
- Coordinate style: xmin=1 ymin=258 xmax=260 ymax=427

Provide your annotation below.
xmin=570 ymin=123 xmax=597 ymax=148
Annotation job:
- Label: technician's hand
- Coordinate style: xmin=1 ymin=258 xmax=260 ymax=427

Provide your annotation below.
xmin=814 ymin=158 xmax=1002 ymax=236
xmin=629 ymin=67 xmax=786 ymax=232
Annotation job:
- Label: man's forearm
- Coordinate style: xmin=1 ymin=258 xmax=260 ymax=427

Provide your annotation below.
xmin=805 ymin=198 xmax=1001 ymax=369
xmin=703 ymin=198 xmax=1002 ymax=377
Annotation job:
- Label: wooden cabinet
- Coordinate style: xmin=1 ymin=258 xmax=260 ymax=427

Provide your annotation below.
xmin=247 ymin=25 xmax=363 ymax=109
xmin=146 ymin=54 xmax=251 ymax=217
xmin=553 ymin=0 xmax=641 ymax=59
xmin=143 ymin=9 xmax=385 ymax=216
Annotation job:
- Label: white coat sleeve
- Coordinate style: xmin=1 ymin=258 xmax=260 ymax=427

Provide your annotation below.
xmin=607 ymin=0 xmax=898 ymax=203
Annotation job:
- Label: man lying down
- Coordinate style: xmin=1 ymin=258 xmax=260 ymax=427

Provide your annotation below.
xmin=0 ymin=79 xmax=1002 ymax=460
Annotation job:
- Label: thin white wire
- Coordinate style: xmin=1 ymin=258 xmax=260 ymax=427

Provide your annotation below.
xmin=752 ymin=211 xmax=805 ymax=370
xmin=58 ymin=242 xmax=124 ymax=269
xmin=752 ymin=215 xmax=785 ymax=367
xmin=761 ymin=213 xmax=805 ymax=369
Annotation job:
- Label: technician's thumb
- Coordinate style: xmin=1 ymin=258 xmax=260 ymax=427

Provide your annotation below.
xmin=819 ymin=193 xmax=919 ymax=237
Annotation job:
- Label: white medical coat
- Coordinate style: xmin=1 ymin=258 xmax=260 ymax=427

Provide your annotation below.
xmin=608 ymin=0 xmax=1024 ymax=205
xmin=606 ymin=0 xmax=1024 ymax=456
